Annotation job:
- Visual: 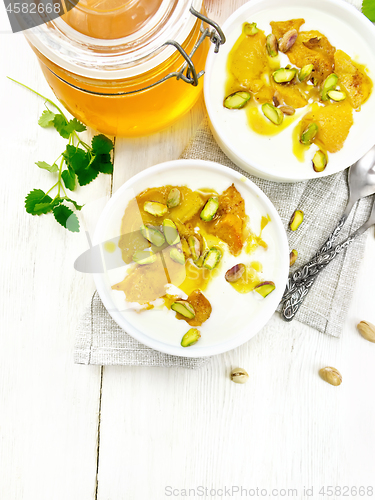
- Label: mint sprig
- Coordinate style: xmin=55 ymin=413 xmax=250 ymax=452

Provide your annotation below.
xmin=8 ymin=77 xmax=114 ymax=233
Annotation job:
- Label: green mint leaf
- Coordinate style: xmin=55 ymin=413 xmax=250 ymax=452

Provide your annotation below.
xmin=63 ymin=145 xmax=90 ymax=172
xmin=32 ymin=200 xmax=60 ymax=215
xmin=76 ymin=166 xmax=99 ymax=186
xmin=53 ymin=114 xmax=71 ymax=139
xmin=38 ymin=110 xmax=56 ymax=128
xmin=92 ymin=134 xmax=114 ymax=155
xmin=64 ymin=197 xmax=84 ymax=210
xmin=53 ymin=204 xmax=80 ymax=232
xmin=92 ymin=153 xmax=113 ymax=174
xmin=61 ymin=168 xmax=76 ymax=191
xmin=25 ymin=189 xmax=52 ymax=215
xmin=69 ymin=118 xmax=86 ymax=133
xmin=36 ymin=161 xmax=59 ymax=173
xmin=362 ymin=0 xmax=375 ymax=21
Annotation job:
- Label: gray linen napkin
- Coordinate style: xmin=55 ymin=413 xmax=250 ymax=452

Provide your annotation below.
xmin=75 ymin=120 xmax=373 ymax=367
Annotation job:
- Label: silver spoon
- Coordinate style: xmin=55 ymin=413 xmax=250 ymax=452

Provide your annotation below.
xmin=281 ymin=145 xmax=375 ymax=319
xmin=281 ymin=196 xmax=375 ymax=321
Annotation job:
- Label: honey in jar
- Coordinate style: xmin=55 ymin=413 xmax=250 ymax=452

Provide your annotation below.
xmin=24 ymin=0 xmax=224 ymax=136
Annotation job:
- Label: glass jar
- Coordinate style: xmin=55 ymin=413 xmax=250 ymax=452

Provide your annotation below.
xmin=24 ymin=0 xmax=225 ymax=136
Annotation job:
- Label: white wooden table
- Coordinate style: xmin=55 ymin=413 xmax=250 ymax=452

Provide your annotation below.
xmin=1 ymin=1 xmax=375 ymax=499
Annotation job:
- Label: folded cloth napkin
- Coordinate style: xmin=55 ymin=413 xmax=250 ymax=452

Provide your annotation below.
xmin=75 ymin=119 xmax=373 ymax=367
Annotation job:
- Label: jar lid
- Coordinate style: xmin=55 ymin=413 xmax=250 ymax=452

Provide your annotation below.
xmin=24 ymin=0 xmax=203 ymax=80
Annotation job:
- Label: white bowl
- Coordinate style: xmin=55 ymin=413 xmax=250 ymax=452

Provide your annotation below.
xmin=93 ymin=159 xmax=289 ymax=357
xmin=204 ymin=0 xmax=375 ymax=182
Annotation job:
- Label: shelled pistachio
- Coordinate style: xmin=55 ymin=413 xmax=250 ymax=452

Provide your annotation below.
xmin=188 ymin=235 xmax=201 ymax=261
xmin=321 ymin=73 xmax=339 ymax=101
xmin=298 ymin=64 xmax=314 ymax=82
xmin=289 ymin=210 xmax=304 ymax=231
xmin=200 ymin=197 xmax=219 ymax=221
xmin=300 ymin=123 xmax=318 ymax=145
xmin=262 ymin=103 xmax=284 ymax=125
xmin=312 ymin=150 xmax=328 ymax=172
xmin=266 ymin=33 xmax=278 ymax=57
xmin=140 ymin=225 xmax=165 ymax=247
xmin=254 ymin=281 xmax=276 ymax=298
xmin=289 ymin=249 xmax=298 ymax=266
xmin=163 ymin=219 xmax=180 ymax=246
xmin=170 ymin=248 xmax=185 ymax=265
xmin=243 ymin=22 xmax=258 ymax=36
xmin=143 ymin=201 xmax=168 ymax=217
xmin=181 ymin=328 xmax=201 ymax=347
xmin=223 ymin=91 xmax=251 ymax=110
xmin=203 ymin=248 xmax=222 ymax=270
xmin=167 ymin=188 xmax=181 ymax=208
xmin=171 ymin=301 xmax=195 ymax=319
xmin=327 ymin=90 xmax=346 ymax=102
xmin=278 ymin=29 xmax=298 ymax=52
xmin=272 ymin=67 xmax=297 ymax=83
xmin=279 ymin=105 xmax=295 ymax=116
xmin=225 ymin=263 xmax=246 ymax=283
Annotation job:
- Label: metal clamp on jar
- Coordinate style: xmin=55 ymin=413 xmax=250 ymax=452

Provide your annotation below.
xmin=25 ymin=0 xmax=225 ymax=136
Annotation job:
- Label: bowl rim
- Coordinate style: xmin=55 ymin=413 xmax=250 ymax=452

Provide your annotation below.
xmin=93 ymin=159 xmax=289 ymax=357
xmin=204 ymin=0 xmax=375 ymax=183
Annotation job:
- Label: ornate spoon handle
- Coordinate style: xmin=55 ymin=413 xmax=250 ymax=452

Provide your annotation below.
xmin=282 ymin=215 xmax=347 ymax=301
xmin=281 ymin=230 xmax=360 ymax=321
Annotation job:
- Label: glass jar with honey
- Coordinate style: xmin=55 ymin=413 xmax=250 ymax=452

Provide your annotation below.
xmin=24 ymin=0 xmax=225 ymax=136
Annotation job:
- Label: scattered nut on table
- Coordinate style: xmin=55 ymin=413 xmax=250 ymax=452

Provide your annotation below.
xmin=357 ymin=321 xmax=375 ymax=343
xmin=230 ymin=368 xmax=249 ymax=384
xmin=319 ymin=366 xmax=342 ymax=386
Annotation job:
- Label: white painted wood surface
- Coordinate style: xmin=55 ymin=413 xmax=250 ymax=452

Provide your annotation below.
xmin=1 ymin=1 xmax=375 ymax=499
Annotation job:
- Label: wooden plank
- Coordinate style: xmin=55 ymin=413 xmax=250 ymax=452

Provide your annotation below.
xmin=0 ymin=32 xmax=107 ymax=500
xmin=97 ymin=0 xmax=375 ymax=498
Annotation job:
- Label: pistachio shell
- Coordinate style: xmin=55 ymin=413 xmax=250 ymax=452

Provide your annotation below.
xmin=230 ymin=368 xmax=249 ymax=384
xmin=319 ymin=367 xmax=342 ymax=386
xmin=357 ymin=321 xmax=375 ymax=343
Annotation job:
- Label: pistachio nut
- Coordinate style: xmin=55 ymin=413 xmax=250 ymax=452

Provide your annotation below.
xmin=278 ymin=29 xmax=298 ymax=52
xmin=243 ymin=22 xmax=259 ymax=36
xmin=254 ymin=281 xmax=276 ymax=298
xmin=298 ymin=63 xmax=314 ymax=82
xmin=188 ymin=235 xmax=201 ymax=261
xmin=223 ymin=91 xmax=251 ymax=110
xmin=225 ymin=263 xmax=246 ymax=283
xmin=132 ymin=250 xmax=157 ymax=265
xmin=163 ymin=219 xmax=180 ymax=246
xmin=279 ymin=105 xmax=295 ymax=116
xmin=357 ymin=321 xmax=375 ymax=343
xmin=170 ymin=248 xmax=185 ymax=265
xmin=300 ymin=123 xmax=318 ymax=145
xmin=266 ymin=33 xmax=278 ymax=57
xmin=312 ymin=150 xmax=328 ymax=172
xmin=171 ymin=301 xmax=195 ymax=319
xmin=289 ymin=249 xmax=298 ymax=266
xmin=140 ymin=225 xmax=165 ymax=247
xmin=289 ymin=210 xmax=304 ymax=231
xmin=321 ymin=73 xmax=339 ymax=101
xmin=181 ymin=328 xmax=201 ymax=347
xmin=143 ymin=201 xmax=168 ymax=217
xmin=230 ymin=368 xmax=250 ymax=384
xmin=272 ymin=68 xmax=297 ymax=83
xmin=167 ymin=188 xmax=181 ymax=208
xmin=327 ymin=90 xmax=346 ymax=102
xmin=262 ymin=103 xmax=284 ymax=125
xmin=319 ymin=367 xmax=342 ymax=386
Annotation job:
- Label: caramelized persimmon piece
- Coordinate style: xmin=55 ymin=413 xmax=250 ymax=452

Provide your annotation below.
xmin=334 ymin=50 xmax=373 ymax=109
xmin=270 ymin=19 xmax=305 ymax=40
xmin=299 ymin=101 xmax=353 ymax=153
